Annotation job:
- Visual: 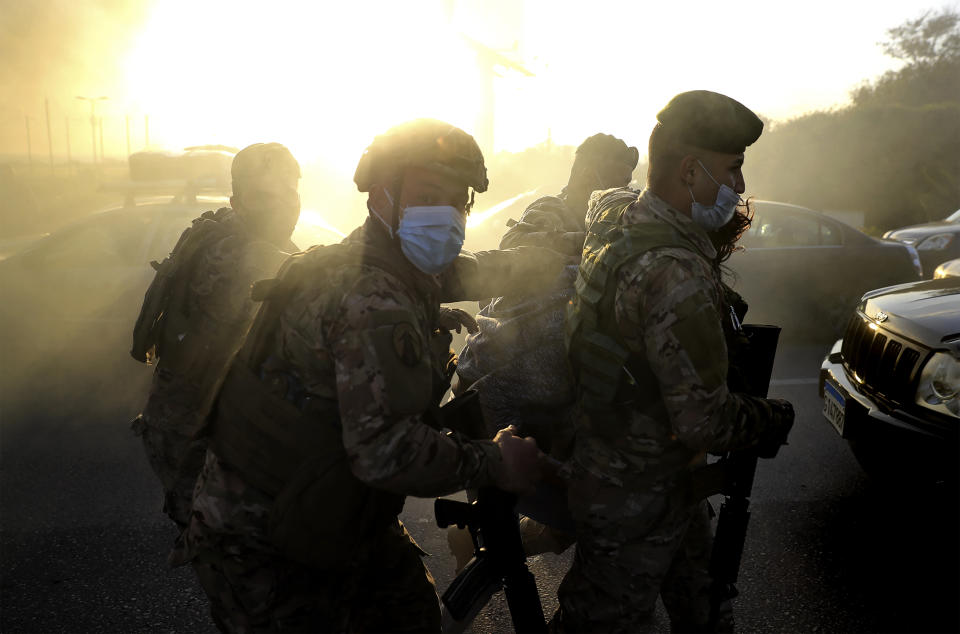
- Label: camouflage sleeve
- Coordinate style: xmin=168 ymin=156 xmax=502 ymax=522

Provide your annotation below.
xmin=499 ymin=198 xmax=584 ymax=254
xmin=328 ymin=268 xmax=504 ymax=497
xmin=440 ymin=247 xmax=576 ymax=302
xmin=616 ymin=251 xmax=781 ymax=453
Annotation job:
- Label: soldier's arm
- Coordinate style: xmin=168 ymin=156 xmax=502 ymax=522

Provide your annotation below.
xmin=617 ymin=252 xmax=781 ymax=453
xmin=328 ymin=269 xmax=506 ymax=497
xmin=192 ymin=235 xmax=288 ymax=330
xmin=499 ymin=198 xmax=584 ymax=253
xmin=182 ymin=236 xmax=289 ymax=394
xmin=439 ymin=247 xmax=576 ymax=302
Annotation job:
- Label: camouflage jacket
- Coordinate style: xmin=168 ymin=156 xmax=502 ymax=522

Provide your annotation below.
xmin=143 ymin=209 xmax=295 ymax=428
xmin=499 ymin=191 xmax=586 ymax=256
xmin=568 ymin=189 xmax=785 ymax=486
xmin=185 ymin=218 xmax=569 ymax=553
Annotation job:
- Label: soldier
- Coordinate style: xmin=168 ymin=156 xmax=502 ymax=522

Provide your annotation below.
xmin=555 ymin=91 xmax=796 ymax=632
xmin=130 ymin=143 xmax=301 ymax=529
xmin=499 ymin=132 xmax=638 ymax=254
xmin=452 ymin=133 xmax=637 ymax=562
xmin=177 ymin=119 xmax=556 ymax=633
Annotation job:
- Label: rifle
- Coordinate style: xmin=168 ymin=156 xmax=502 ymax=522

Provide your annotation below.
xmin=433 ymin=390 xmax=548 ymax=634
xmin=435 ymin=487 xmax=548 ymax=634
xmin=707 ymin=323 xmax=783 ymax=628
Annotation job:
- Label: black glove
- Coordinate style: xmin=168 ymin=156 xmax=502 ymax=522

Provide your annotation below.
xmin=756 ymin=398 xmax=795 ymax=459
xmin=438 ymin=307 xmax=479 ymax=334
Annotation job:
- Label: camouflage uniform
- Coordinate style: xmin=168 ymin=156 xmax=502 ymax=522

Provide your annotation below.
xmin=499 ymin=192 xmax=587 ymax=255
xmin=178 ymin=217 xmax=565 ymax=633
xmin=556 ymin=188 xmax=792 ymax=632
xmin=132 ymin=209 xmax=294 ymax=526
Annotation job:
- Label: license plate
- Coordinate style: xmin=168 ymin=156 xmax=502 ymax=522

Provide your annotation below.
xmin=822 ymin=378 xmax=847 ymax=437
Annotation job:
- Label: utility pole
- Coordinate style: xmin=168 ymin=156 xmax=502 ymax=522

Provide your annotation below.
xmin=65 ymin=116 xmax=72 ymax=167
xmin=25 ymin=115 xmax=33 ymax=169
xmin=125 ymin=114 xmax=131 ymax=156
xmin=45 ymin=98 xmax=54 ymax=174
xmin=76 ymin=95 xmax=108 ymax=166
xmin=98 ymin=116 xmax=104 ymax=164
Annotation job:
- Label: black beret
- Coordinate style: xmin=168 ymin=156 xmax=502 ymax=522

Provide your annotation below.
xmin=575 ymin=133 xmax=640 ymax=169
xmin=656 ymin=90 xmax=763 ymax=154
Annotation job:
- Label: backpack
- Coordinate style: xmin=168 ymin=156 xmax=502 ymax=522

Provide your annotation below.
xmin=455 ymin=265 xmax=578 ymax=453
xmin=130 ymin=208 xmax=232 ymax=364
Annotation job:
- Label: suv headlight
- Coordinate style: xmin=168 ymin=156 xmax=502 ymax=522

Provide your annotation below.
xmin=915 ymin=352 xmax=960 ymax=418
xmin=917 ymin=233 xmax=955 ymax=251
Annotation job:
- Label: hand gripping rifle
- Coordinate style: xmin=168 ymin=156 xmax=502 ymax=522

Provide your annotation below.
xmin=432 ymin=390 xmax=548 ymax=634
xmin=706 ymin=323 xmax=783 ymax=629
xmin=435 ymin=488 xmax=547 ymax=634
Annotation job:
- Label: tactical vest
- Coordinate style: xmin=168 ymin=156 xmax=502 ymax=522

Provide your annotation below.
xmin=208 ymin=242 xmax=435 ymax=568
xmin=566 ymin=197 xmax=713 ymax=450
xmin=130 ymin=208 xmax=234 ymax=365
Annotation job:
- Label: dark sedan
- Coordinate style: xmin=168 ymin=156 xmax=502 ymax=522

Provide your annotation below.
xmin=884 ymin=209 xmax=960 ymax=277
xmin=727 ymin=201 xmax=923 ymax=340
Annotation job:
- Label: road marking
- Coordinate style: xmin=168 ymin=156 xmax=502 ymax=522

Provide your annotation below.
xmin=770 ymin=378 xmax=819 ymax=386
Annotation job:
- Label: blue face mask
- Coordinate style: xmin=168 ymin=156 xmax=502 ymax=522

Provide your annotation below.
xmin=396 ymin=205 xmax=466 ymax=275
xmin=688 ymin=159 xmax=741 ymax=231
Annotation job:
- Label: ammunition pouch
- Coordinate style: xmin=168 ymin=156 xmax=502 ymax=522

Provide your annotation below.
xmin=210 ymin=364 xmax=402 ymax=568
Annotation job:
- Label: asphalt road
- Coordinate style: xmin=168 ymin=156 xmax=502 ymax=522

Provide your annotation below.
xmin=2 ymin=342 xmax=957 ymax=633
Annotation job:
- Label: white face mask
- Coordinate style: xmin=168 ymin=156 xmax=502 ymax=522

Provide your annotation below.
xmin=688 ymin=159 xmax=741 ymax=230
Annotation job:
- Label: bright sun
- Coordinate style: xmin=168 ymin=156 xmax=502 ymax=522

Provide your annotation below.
xmin=123 ymin=0 xmax=486 ymax=172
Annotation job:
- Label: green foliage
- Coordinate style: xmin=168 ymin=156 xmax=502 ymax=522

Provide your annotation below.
xmin=880 ymin=8 xmax=959 ymax=66
xmin=748 ymin=9 xmax=960 ymax=234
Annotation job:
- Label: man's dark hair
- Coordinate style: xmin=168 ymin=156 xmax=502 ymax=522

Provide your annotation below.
xmin=711 ymin=198 xmax=754 ymax=267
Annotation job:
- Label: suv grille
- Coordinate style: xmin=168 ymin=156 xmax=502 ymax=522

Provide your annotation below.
xmin=841 ymin=314 xmax=925 ymax=405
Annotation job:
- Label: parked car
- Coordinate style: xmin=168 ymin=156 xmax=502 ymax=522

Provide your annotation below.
xmin=0 ymin=193 xmax=344 ymax=411
xmin=934 ymin=258 xmax=960 ymax=279
xmin=883 ymin=209 xmax=960 ymax=277
xmin=819 ymin=277 xmax=960 ymax=484
xmin=728 ymin=201 xmax=923 ymax=340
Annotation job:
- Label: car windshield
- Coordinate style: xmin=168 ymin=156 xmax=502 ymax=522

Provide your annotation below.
xmin=946 ymin=209 xmax=960 ymax=223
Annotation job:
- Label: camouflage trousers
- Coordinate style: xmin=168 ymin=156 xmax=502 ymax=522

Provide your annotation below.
xmin=190 ymin=519 xmax=442 ymax=633
xmin=554 ymin=473 xmax=730 ymax=633
xmin=132 ymin=404 xmax=208 ymax=527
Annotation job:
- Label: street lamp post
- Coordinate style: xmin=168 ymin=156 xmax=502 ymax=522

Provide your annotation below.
xmin=75 ymin=96 xmax=108 ymax=165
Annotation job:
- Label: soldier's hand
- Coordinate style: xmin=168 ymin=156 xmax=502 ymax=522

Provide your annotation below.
xmin=492 ymin=425 xmax=542 ymax=496
xmin=756 ymin=398 xmax=795 ymax=459
xmin=438 ymin=307 xmax=479 ymax=334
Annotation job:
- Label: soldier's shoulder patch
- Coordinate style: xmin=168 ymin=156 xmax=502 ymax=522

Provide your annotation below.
xmin=392 ymin=322 xmax=423 ymax=366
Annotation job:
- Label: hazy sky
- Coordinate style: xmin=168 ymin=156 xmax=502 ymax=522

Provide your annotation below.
xmin=1 ymin=0 xmax=955 ymax=169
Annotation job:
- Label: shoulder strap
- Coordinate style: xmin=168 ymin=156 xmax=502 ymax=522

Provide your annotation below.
xmin=567 ymin=200 xmax=701 ymax=412
xmin=130 ymin=209 xmax=234 ymax=363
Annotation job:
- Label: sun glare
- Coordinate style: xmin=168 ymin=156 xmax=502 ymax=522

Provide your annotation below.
xmin=124 ymin=0 xmax=483 ymax=169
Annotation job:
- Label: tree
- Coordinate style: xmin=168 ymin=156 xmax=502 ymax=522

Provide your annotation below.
xmin=852 ymin=8 xmax=960 ymax=106
xmin=881 ymin=8 xmax=960 ymax=67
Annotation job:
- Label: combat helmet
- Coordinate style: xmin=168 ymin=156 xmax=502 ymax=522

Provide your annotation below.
xmin=231 ymin=143 xmax=301 ymax=195
xmin=354 ymin=119 xmax=488 ymax=194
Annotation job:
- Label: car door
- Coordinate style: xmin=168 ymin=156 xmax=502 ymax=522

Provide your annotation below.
xmin=729 ymin=205 xmax=863 ymax=338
